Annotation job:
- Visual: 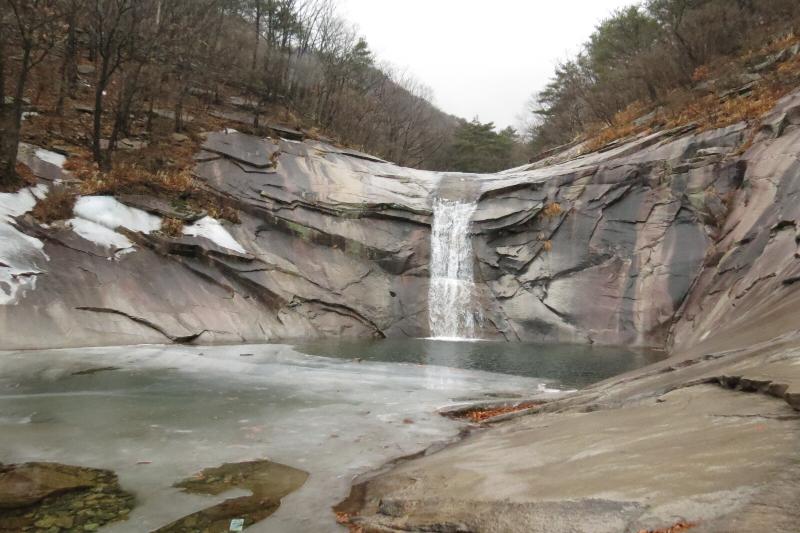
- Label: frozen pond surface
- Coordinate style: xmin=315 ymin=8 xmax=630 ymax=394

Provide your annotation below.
xmin=0 ymin=343 xmax=559 ymax=532
xmin=0 ymin=341 xmax=666 ymax=531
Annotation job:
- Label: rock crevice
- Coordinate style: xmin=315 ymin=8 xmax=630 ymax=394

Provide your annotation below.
xmin=3 ymin=91 xmax=800 ymax=349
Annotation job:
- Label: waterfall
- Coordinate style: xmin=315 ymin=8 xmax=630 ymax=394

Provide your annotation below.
xmin=428 ymin=198 xmax=478 ymax=339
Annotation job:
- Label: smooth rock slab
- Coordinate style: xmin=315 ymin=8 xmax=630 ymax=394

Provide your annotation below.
xmin=201 ymin=131 xmax=278 ymax=168
xmin=346 ymin=385 xmax=800 ymax=532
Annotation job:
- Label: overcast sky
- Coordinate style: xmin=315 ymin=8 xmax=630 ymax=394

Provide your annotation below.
xmin=340 ymin=0 xmax=634 ymax=130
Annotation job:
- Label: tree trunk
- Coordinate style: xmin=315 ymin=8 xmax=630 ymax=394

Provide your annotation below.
xmin=644 ymin=74 xmax=658 ymax=102
xmin=113 ymin=63 xmax=144 ymax=141
xmin=0 ymin=43 xmax=32 ymax=188
xmin=252 ymin=1 xmax=261 ymax=70
xmin=92 ymin=56 xmax=111 ymax=170
xmin=56 ymin=11 xmax=78 ymax=115
xmin=146 ymin=96 xmax=154 ymax=134
xmin=674 ymin=29 xmax=699 ymax=66
xmin=92 ymin=81 xmax=107 ymax=168
xmin=0 ymin=107 xmax=20 ymax=188
xmin=174 ymin=83 xmax=187 ymax=133
xmin=253 ymin=97 xmax=262 ymax=130
xmin=0 ymin=33 xmax=17 ymax=187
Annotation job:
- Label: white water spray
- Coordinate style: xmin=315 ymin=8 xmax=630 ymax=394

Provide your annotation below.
xmin=428 ymin=198 xmax=479 ymax=339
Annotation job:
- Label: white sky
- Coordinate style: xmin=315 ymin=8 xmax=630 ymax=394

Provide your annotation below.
xmin=340 ymin=0 xmax=635 ymax=130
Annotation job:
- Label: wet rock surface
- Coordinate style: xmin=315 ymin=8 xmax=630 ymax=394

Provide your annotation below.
xmin=0 ymin=462 xmax=134 ymax=532
xmin=153 ymin=460 xmax=308 ymax=533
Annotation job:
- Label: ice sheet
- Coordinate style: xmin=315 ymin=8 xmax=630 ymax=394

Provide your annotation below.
xmin=0 ymin=344 xmax=551 ymax=532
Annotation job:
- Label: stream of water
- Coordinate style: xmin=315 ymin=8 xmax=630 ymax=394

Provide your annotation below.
xmin=428 ymin=198 xmax=479 ymax=339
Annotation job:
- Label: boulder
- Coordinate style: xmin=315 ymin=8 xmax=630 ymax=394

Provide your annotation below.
xmin=0 ymin=463 xmax=134 ymax=531
xmin=76 ymin=64 xmax=95 ymax=75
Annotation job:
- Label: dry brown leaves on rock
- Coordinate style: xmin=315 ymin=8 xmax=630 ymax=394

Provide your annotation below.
xmin=460 ymin=401 xmax=541 ymax=423
xmin=335 ymin=511 xmax=364 ymax=533
xmin=542 ymin=202 xmax=563 ymax=218
xmin=78 ymin=164 xmax=194 ymax=197
xmin=15 ymin=162 xmax=37 ymax=185
xmin=0 ymin=162 xmax=38 ymax=192
xmin=638 ymin=520 xmax=697 ymax=533
xmin=31 ymin=186 xmax=77 ymax=223
xmin=159 ymin=217 xmax=185 ymax=237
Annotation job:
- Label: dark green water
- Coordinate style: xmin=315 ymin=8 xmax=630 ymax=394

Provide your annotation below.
xmin=293 ymin=339 xmax=667 ymax=389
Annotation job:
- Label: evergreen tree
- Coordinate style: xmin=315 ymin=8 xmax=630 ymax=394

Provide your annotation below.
xmin=446 ymin=119 xmax=519 ymax=173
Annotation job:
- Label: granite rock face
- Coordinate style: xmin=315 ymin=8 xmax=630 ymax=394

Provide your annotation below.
xmin=3 ymin=90 xmax=800 ymax=349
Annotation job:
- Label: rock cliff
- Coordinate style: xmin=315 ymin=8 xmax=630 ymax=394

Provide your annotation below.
xmin=3 ymin=89 xmax=800 ymax=351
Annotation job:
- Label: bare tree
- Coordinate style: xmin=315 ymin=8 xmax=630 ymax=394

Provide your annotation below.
xmin=56 ymin=0 xmax=86 ymax=115
xmin=3 ymin=0 xmax=464 ymax=181
xmin=251 ymin=0 xmax=262 ymax=70
xmin=0 ymin=0 xmax=61 ymax=188
xmin=87 ymin=0 xmax=140 ymax=168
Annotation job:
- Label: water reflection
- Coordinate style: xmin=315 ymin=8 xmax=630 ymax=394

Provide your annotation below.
xmin=293 ymin=338 xmax=666 ymax=389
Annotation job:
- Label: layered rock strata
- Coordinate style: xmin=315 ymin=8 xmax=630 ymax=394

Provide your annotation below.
xmin=2 ymin=92 xmax=800 ymax=353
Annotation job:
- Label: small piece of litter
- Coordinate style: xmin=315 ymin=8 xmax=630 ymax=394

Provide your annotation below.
xmin=230 ymin=518 xmax=245 ymax=532
xmin=136 ymin=461 xmax=152 ymax=465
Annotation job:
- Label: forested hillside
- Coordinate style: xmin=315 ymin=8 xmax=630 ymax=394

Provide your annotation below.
xmin=527 ymin=0 xmax=800 ymax=155
xmin=0 ymin=0 xmax=469 ymax=190
xmin=4 ymin=0 xmax=800 ymax=186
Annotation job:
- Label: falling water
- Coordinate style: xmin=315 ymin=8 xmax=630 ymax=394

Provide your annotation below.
xmin=428 ymin=198 xmax=478 ymax=339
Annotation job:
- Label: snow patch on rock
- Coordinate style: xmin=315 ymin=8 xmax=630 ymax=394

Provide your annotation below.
xmin=68 ymin=218 xmax=135 ymax=253
xmin=0 ymin=184 xmax=48 ymax=218
xmin=68 ymin=196 xmax=161 ymax=257
xmin=0 ymin=184 xmax=49 ymax=305
xmin=34 ymin=148 xmax=66 ymax=168
xmin=72 ymin=196 xmax=162 ymax=233
xmin=182 ymin=216 xmax=246 ymax=254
